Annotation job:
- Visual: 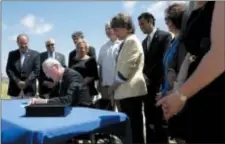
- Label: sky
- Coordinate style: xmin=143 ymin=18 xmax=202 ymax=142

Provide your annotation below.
xmin=1 ymin=1 xmax=188 ymax=77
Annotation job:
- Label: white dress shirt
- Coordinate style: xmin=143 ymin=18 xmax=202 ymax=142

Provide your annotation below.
xmin=20 ymin=50 xmax=28 ymax=66
xmin=98 ymin=39 xmax=121 ymax=86
xmin=20 ymin=53 xmax=26 ymax=66
xmin=147 ymin=27 xmax=157 ymax=49
xmin=48 ymin=51 xmax=55 ymax=58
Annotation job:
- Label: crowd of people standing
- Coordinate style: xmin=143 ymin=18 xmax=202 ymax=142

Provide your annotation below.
xmin=5 ymin=1 xmax=225 ymax=143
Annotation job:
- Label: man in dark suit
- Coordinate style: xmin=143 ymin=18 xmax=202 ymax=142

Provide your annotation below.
xmin=6 ymin=34 xmax=40 ymax=98
xmin=38 ymin=39 xmax=66 ymax=98
xmin=138 ymin=12 xmax=172 ymax=143
xmin=30 ymin=58 xmax=91 ymax=107
xmin=68 ymin=31 xmax=96 ymax=68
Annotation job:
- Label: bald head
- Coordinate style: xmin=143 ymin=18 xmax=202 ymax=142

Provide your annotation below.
xmin=17 ymin=34 xmax=29 ymax=52
xmin=46 ymin=38 xmax=55 ymax=53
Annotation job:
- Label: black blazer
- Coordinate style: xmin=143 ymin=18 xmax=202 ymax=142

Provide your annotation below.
xmin=38 ymin=51 xmax=66 ymax=96
xmin=6 ymin=49 xmax=40 ymax=97
xmin=47 ymin=68 xmax=91 ymax=106
xmin=142 ymin=29 xmax=172 ymax=90
xmin=68 ymin=46 xmax=96 ymax=68
xmin=71 ymin=57 xmax=99 ymax=97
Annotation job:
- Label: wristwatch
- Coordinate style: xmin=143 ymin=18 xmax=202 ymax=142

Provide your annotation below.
xmin=175 ymin=90 xmax=188 ymax=102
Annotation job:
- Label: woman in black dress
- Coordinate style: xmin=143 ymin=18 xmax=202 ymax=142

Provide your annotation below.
xmin=71 ymin=39 xmax=98 ymax=99
xmin=157 ymin=1 xmax=225 ymax=143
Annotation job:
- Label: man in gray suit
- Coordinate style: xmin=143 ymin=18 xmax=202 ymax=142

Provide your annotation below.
xmin=38 ymin=39 xmax=66 ymax=98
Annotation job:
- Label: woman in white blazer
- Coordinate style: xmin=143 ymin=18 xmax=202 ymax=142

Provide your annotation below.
xmin=110 ymin=13 xmax=147 ymax=143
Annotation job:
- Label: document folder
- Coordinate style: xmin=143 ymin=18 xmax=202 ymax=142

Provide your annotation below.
xmin=25 ymin=104 xmax=72 ymax=117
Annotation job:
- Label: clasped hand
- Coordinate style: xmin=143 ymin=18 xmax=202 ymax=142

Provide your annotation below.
xmin=156 ymin=91 xmax=186 ymax=120
xmin=17 ymin=81 xmax=26 ymax=90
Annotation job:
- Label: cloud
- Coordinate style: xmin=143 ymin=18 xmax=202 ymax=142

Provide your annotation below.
xmin=6 ymin=14 xmax=53 ymax=41
xmin=123 ymin=1 xmax=137 ymax=14
xmin=20 ymin=14 xmax=53 ymax=35
xmin=146 ymin=1 xmax=189 ymax=31
xmin=8 ymin=34 xmax=17 ymax=41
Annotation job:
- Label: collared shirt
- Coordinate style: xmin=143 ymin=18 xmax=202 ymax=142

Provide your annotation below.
xmin=20 ymin=50 xmax=28 ymax=66
xmin=48 ymin=51 xmax=55 ymax=58
xmin=147 ymin=27 xmax=157 ymax=49
xmin=98 ymin=39 xmax=121 ymax=86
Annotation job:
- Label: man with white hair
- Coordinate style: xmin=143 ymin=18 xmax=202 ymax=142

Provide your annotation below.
xmin=30 ymin=58 xmax=91 ymax=106
xmin=38 ymin=38 xmax=66 ymax=98
xmin=97 ymin=22 xmax=121 ymax=110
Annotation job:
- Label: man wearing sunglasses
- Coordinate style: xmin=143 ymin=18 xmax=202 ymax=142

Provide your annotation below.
xmin=38 ymin=39 xmax=66 ymax=98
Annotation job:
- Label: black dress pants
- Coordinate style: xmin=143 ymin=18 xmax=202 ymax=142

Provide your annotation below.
xmin=119 ymin=96 xmax=144 ymax=144
xmin=144 ymin=87 xmax=168 ymax=144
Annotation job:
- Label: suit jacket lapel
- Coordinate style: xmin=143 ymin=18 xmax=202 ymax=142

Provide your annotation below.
xmin=55 ymin=52 xmax=61 ymax=62
xmin=15 ymin=50 xmax=21 ymax=71
xmin=143 ymin=38 xmax=148 ymax=54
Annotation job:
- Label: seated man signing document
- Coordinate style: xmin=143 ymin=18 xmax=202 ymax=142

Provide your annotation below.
xmin=30 ymin=58 xmax=92 ymax=107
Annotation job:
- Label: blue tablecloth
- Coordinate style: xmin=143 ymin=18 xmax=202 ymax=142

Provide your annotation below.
xmin=2 ymin=99 xmax=130 ymax=144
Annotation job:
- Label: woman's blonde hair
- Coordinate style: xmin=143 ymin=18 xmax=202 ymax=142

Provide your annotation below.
xmin=76 ymin=39 xmax=89 ymax=53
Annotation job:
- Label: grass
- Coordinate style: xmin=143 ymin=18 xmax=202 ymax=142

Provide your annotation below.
xmin=1 ymin=81 xmax=10 ymax=99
